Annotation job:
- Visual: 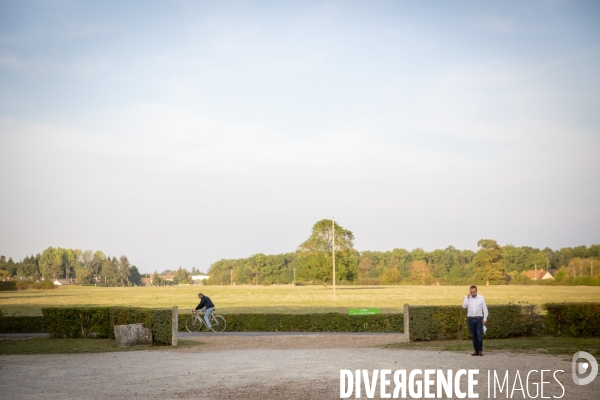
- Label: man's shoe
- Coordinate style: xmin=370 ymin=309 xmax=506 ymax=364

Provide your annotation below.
xmin=478 ymin=351 xmax=484 ymax=356
xmin=471 ymin=352 xmax=479 ymax=356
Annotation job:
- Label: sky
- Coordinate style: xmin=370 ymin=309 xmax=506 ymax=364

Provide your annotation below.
xmin=0 ymin=1 xmax=599 ymax=273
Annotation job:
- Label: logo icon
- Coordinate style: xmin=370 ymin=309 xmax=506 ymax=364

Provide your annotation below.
xmin=572 ymin=351 xmax=598 ymax=385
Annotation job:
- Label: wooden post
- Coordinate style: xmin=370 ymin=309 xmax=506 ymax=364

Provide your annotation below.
xmin=403 ymin=303 xmax=410 ymax=343
xmin=172 ymin=306 xmax=178 ymax=347
xmin=332 ymin=218 xmax=336 ymax=302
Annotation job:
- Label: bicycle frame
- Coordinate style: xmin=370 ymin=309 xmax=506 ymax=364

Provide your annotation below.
xmin=186 ymin=311 xmax=227 ymax=333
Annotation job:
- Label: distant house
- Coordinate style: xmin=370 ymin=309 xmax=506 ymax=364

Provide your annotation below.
xmin=162 ymin=275 xmax=174 ymax=282
xmin=191 ymin=275 xmax=209 ymax=284
xmin=524 ymin=270 xmax=554 ymax=281
xmin=53 ymin=279 xmax=76 ymax=285
xmin=141 ymin=277 xmax=153 ymax=286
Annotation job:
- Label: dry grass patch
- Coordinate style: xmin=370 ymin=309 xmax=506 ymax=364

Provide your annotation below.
xmin=1 ymin=284 xmax=599 ymax=316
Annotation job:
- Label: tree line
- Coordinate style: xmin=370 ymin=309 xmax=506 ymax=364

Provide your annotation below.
xmin=1 ymin=220 xmax=599 ymax=286
xmin=206 ymin=219 xmax=600 ymax=286
xmin=0 ymin=247 xmax=209 ymax=286
xmin=0 ymin=247 xmax=142 ymax=286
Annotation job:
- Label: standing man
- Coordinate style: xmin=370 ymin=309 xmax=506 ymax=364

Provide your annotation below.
xmin=193 ymin=293 xmax=215 ymax=331
xmin=462 ymin=285 xmax=488 ymax=356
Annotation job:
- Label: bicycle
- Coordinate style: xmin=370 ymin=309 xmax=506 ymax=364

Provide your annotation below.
xmin=185 ymin=310 xmax=226 ymax=333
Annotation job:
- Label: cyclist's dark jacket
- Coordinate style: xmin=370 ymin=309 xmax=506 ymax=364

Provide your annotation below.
xmin=195 ymin=296 xmax=215 ymax=310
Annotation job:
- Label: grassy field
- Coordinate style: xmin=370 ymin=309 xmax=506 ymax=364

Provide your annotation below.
xmin=2 ymin=284 xmax=600 ymax=316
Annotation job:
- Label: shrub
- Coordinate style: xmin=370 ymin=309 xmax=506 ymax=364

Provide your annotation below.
xmin=150 ymin=309 xmax=173 ymax=345
xmin=16 ymin=281 xmax=56 ymax=290
xmin=409 ymin=305 xmax=537 ymax=341
xmin=356 ymin=278 xmax=380 ymax=285
xmin=109 ymin=307 xmax=172 ymax=345
xmin=43 ymin=307 xmax=112 ymax=338
xmin=0 ymin=281 xmax=17 ymax=291
xmin=0 ymin=281 xmax=56 ymax=290
xmin=178 ymin=313 xmax=404 ymax=333
xmin=0 ymin=316 xmax=45 ymax=333
xmin=42 ymin=307 xmax=173 ymax=345
xmin=543 ymin=303 xmax=600 ymax=337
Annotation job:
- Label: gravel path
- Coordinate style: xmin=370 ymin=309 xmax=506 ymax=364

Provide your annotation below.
xmin=1 ymin=334 xmax=598 ymax=399
xmin=178 ymin=332 xmax=406 ymax=350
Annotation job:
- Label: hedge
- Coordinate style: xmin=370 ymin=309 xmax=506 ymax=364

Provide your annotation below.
xmin=0 ymin=281 xmax=56 ymax=290
xmin=0 ymin=281 xmax=17 ymax=291
xmin=178 ymin=313 xmax=404 ymax=333
xmin=5 ymin=303 xmax=599 ymax=341
xmin=409 ymin=305 xmax=542 ymax=341
xmin=41 ymin=307 xmax=172 ymax=345
xmin=543 ymin=303 xmax=600 ymax=337
xmin=0 ymin=316 xmax=45 ymax=333
xmin=17 ymin=281 xmax=56 ymax=290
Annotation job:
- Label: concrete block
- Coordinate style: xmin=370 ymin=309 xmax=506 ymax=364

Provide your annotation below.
xmin=114 ymin=323 xmax=152 ymax=347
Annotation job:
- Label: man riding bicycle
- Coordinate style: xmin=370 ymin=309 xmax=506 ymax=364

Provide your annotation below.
xmin=192 ymin=293 xmax=215 ymax=331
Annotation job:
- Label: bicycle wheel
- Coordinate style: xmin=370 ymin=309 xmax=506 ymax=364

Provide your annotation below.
xmin=185 ymin=315 xmax=202 ymax=332
xmin=211 ymin=314 xmax=226 ymax=332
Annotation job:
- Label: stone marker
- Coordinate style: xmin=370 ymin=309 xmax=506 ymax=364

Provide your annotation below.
xmin=114 ymin=323 xmax=152 ymax=347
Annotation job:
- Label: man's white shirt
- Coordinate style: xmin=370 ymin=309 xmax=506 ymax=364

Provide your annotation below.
xmin=462 ymin=294 xmax=489 ymax=320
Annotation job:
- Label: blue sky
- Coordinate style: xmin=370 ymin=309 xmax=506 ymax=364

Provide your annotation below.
xmin=1 ymin=1 xmax=599 ymax=273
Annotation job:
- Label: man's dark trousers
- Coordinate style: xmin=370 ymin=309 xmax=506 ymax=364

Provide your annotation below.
xmin=468 ymin=317 xmax=483 ymax=352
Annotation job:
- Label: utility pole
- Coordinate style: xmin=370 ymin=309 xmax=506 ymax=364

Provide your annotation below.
xmin=332 ymin=218 xmax=336 ymax=302
xmin=231 ymin=269 xmax=233 ymax=285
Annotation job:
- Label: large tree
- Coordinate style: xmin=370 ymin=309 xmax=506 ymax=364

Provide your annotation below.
xmin=409 ymin=260 xmax=434 ymax=284
xmin=92 ymin=251 xmax=106 ymax=276
xmin=296 ymin=219 xmax=357 ymax=287
xmin=473 ymin=239 xmax=505 ymax=283
xmin=81 ymin=250 xmax=94 ymax=272
xmin=129 ymin=266 xmax=142 ymax=285
xmin=117 ymin=255 xmax=131 ymax=285
xmin=38 ymin=247 xmax=66 ymax=280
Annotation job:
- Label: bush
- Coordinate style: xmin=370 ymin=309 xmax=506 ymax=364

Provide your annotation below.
xmin=16 ymin=281 xmax=56 ymax=290
xmin=0 ymin=316 xmax=45 ymax=333
xmin=409 ymin=305 xmax=538 ymax=341
xmin=42 ymin=307 xmax=173 ymax=345
xmin=543 ymin=303 xmax=600 ymax=337
xmin=150 ymin=309 xmax=173 ymax=345
xmin=0 ymin=281 xmax=56 ymax=290
xmin=0 ymin=281 xmax=17 ymax=291
xmin=43 ymin=307 xmax=112 ymax=338
xmin=178 ymin=313 xmax=404 ymax=333
xmin=356 ymin=278 xmax=380 ymax=285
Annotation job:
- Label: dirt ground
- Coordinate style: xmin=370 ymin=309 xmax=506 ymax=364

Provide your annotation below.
xmin=1 ymin=334 xmax=599 ymax=399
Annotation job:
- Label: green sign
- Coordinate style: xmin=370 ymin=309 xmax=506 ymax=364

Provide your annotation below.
xmin=348 ymin=308 xmax=380 ymax=316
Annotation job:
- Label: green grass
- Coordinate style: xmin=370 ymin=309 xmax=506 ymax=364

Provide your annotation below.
xmin=385 ymin=337 xmax=600 ymax=358
xmin=1 ymin=284 xmax=600 ymax=316
xmin=0 ymin=338 xmax=203 ymax=355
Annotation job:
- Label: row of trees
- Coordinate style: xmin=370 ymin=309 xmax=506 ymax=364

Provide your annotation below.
xmin=0 ymin=247 xmax=142 ymax=286
xmin=1 ymin=220 xmax=598 ymax=286
xmin=206 ymin=219 xmax=600 ymax=286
